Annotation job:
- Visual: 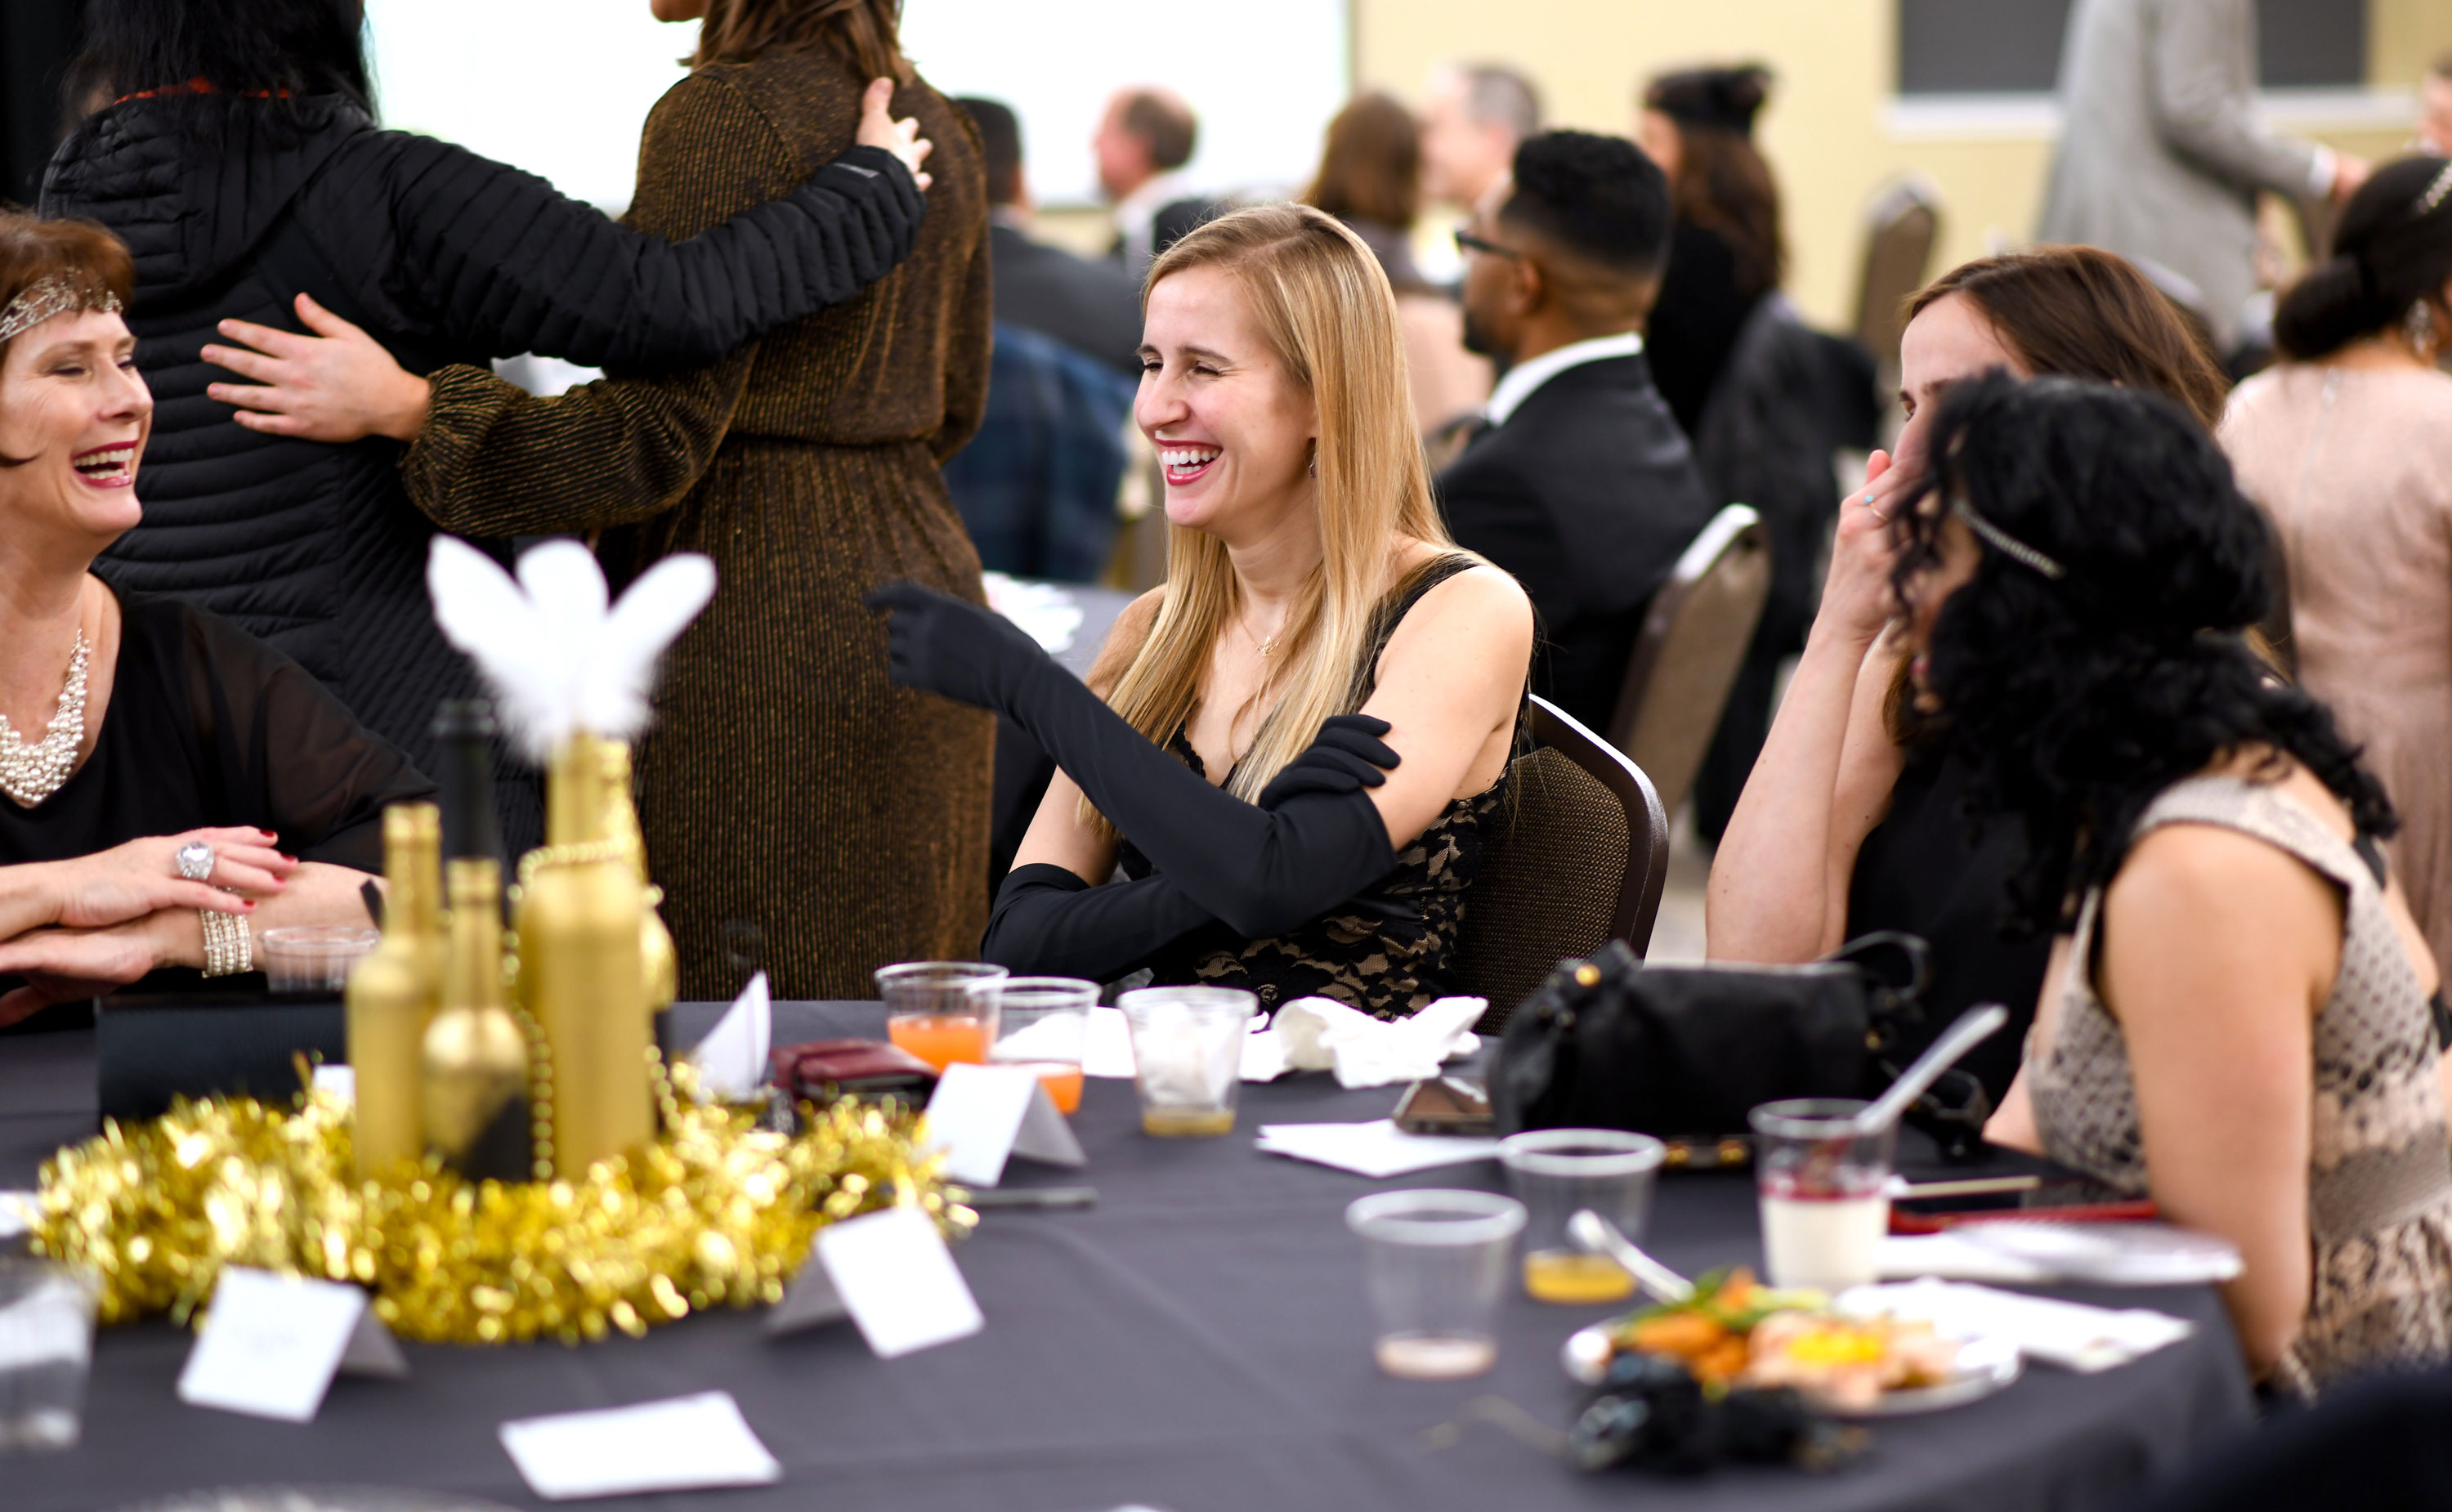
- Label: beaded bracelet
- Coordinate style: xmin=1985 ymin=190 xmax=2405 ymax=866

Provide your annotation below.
xmin=200 ymin=909 xmax=253 ymax=977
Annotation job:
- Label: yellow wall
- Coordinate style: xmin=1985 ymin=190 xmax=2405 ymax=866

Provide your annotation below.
xmin=1347 ymin=0 xmax=2446 ymax=332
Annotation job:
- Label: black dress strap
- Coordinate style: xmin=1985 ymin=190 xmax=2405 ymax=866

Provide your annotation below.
xmin=1352 ymin=553 xmax=1480 ymax=704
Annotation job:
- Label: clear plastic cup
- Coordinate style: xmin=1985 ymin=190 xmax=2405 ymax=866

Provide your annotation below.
xmin=987 ymin=977 xmax=1096 ymax=1114
xmin=1750 ymin=1098 xmax=1897 ymax=1294
xmin=260 ymin=925 xmax=381 ymax=995
xmin=0 ymin=1259 xmax=96 ymax=1452
xmin=1498 ymin=1128 xmax=1667 ymax=1304
xmin=875 ymin=961 xmax=1006 ymax=1072
xmin=1345 ymin=1189 xmax=1526 ymax=1380
xmin=1116 ymin=986 xmax=1255 ymax=1138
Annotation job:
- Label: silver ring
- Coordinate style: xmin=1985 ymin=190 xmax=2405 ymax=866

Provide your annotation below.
xmin=175 ymin=841 xmax=217 ymax=883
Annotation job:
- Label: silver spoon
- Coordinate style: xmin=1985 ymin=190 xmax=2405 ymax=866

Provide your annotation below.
xmin=1568 ymin=1209 xmax=1694 ymax=1303
xmin=1849 ymin=1003 xmax=2010 ymax=1137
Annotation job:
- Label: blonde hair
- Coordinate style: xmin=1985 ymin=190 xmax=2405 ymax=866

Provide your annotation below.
xmin=1090 ymin=204 xmax=1456 ymax=834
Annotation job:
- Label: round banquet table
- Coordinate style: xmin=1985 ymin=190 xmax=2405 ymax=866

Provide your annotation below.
xmin=0 ymin=999 xmax=2254 ymax=1512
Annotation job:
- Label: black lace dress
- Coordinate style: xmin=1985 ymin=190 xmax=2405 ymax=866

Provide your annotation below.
xmin=1118 ymin=557 xmax=1512 ymax=1020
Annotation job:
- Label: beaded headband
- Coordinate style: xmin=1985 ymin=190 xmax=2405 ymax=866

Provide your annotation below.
xmin=1950 ymin=495 xmax=2066 ymax=580
xmin=0 ymin=276 xmax=123 ymax=346
xmin=2418 ymin=159 xmax=2452 ymax=220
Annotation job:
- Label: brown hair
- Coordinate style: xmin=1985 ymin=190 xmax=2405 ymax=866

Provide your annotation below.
xmin=1644 ymin=66 xmax=1783 ymax=299
xmin=0 ymin=213 xmax=134 ymax=363
xmin=1303 ymin=92 xmax=1421 ymax=234
xmin=1116 ymin=90 xmax=1197 ymax=172
xmin=693 ymin=0 xmax=908 ymax=83
xmin=1905 ymin=247 xmax=2229 ymax=431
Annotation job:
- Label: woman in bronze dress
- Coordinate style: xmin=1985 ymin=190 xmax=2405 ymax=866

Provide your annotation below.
xmin=213 ymin=0 xmax=992 ymax=998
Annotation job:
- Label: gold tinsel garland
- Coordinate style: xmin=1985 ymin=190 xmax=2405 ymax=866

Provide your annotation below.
xmin=31 ymin=1073 xmax=968 ymax=1344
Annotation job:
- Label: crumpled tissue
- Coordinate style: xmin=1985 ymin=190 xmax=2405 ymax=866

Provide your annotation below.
xmin=1244 ymin=994 xmax=1486 ymax=1089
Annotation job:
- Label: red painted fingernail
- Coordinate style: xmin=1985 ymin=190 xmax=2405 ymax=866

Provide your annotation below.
xmin=280 ymin=853 xmax=298 ymax=864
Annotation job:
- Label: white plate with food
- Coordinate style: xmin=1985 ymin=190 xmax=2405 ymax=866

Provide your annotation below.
xmin=1561 ymin=1268 xmax=2023 ymax=1417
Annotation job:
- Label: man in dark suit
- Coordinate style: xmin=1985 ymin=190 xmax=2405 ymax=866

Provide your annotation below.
xmin=1435 ymin=131 xmax=1716 ymax=731
xmin=955 ymin=97 xmax=1143 ymax=378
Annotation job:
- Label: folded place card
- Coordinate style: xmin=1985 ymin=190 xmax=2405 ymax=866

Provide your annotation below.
xmin=924 ymin=1061 xmax=1085 ymax=1188
xmin=498 ymin=1390 xmax=783 ymax=1501
xmin=176 ymin=1266 xmax=405 ymax=1423
xmin=1084 ymin=1005 xmax=1136 ymax=1079
xmin=770 ymin=1206 xmax=982 ymax=1358
xmin=689 ymin=970 xmax=772 ymax=1103
xmin=1253 ymin=1120 xmax=1505 ymax=1179
xmin=0 ymin=1189 xmax=37 ymax=1240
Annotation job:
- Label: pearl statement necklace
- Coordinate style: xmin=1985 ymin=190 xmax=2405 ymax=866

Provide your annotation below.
xmin=0 ymin=632 xmax=90 ymax=807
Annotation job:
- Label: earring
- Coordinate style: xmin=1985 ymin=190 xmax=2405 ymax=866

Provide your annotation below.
xmin=2408 ymin=302 xmax=2440 ymax=363
xmin=1307 ymin=444 xmax=1318 ymax=479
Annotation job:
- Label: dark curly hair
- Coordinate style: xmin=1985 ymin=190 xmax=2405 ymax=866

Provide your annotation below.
xmin=1892 ymin=373 xmax=2396 ymax=934
xmin=1501 ymin=130 xmax=1671 ymax=280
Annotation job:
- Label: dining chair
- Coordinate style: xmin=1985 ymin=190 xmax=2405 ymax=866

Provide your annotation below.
xmin=1454 ymin=695 xmax=1670 ymax=1032
xmin=1604 ymin=503 xmax=1771 ymax=821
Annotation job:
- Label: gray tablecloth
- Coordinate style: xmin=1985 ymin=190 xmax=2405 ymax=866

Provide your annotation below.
xmin=2 ymin=1000 xmax=2253 ymax=1512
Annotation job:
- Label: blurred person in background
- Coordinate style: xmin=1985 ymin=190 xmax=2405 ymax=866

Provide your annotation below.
xmin=2038 ymin=0 xmax=2367 ymax=359
xmin=956 ymin=97 xmax=1141 ymax=378
xmin=1635 ymin=65 xmax=1784 ymax=439
xmin=2224 ymin=155 xmax=2452 ymax=985
xmin=1302 ymin=91 xmax=1489 ymax=435
xmin=940 ymin=96 xmax=1135 ymax=584
xmin=1707 ymin=247 xmax=2233 ymax=1106
xmin=2421 ymin=54 xmax=2452 ymax=158
xmin=1435 ymin=131 xmax=1714 ymax=731
xmin=1638 ymin=62 xmax=1880 ymax=843
xmin=204 ymin=0 xmax=994 ymax=1001
xmin=45 ymin=0 xmax=932 ymax=857
xmin=1417 ymin=63 xmax=1540 ymax=219
xmin=1096 ymin=87 xmax=1210 ymax=283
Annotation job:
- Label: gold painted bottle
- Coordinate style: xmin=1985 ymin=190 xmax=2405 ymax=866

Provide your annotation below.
xmin=525 ymin=732 xmax=653 ymax=1173
xmin=346 ymin=803 xmax=445 ymax=1179
xmin=422 ymin=858 xmax=531 ymax=1182
xmin=600 ymin=740 xmax=678 ymax=1046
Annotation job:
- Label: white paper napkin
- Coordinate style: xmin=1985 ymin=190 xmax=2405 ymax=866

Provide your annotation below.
xmin=688 ymin=971 xmax=772 ymax=1103
xmin=499 ymin=1390 xmax=783 ymax=1501
xmin=0 ymin=1190 xmax=38 ymax=1240
xmin=1839 ymin=1278 xmax=2195 ymax=1372
xmin=1084 ymin=1005 xmax=1137 ymax=1078
xmin=1253 ymin=1119 xmax=1503 ymax=1178
xmin=983 ymin=572 xmax=1085 ymax=653
xmin=1880 ymin=1221 xmax=2244 ymax=1286
xmin=1262 ymin=995 xmax=1485 ymax=1089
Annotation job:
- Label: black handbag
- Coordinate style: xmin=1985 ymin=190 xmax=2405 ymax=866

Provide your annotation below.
xmin=1488 ymin=933 xmax=1994 ymax=1164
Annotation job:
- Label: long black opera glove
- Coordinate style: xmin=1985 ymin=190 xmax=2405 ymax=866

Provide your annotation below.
xmin=868 ymin=580 xmax=1403 ymax=939
xmin=978 ymin=713 xmax=1412 ymax=979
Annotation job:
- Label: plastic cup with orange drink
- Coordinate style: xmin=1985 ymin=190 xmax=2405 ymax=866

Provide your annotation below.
xmin=876 ymin=960 xmax=1006 ymax=1071
xmin=1497 ymin=1129 xmax=1667 ymax=1304
xmin=987 ymin=976 xmax=1097 ymax=1115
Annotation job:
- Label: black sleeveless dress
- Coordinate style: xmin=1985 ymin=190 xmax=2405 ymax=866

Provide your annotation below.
xmin=1118 ymin=557 xmax=1510 ymax=1021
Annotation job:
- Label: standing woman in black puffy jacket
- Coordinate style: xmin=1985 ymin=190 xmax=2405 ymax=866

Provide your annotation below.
xmin=42 ymin=0 xmax=932 ymax=849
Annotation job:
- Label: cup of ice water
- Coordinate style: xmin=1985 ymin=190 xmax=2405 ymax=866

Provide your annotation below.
xmin=1116 ymin=986 xmax=1254 ymax=1137
xmin=1346 ymin=1189 xmax=1525 ymax=1380
xmin=0 ymin=1259 xmax=97 ymax=1452
xmin=1498 ymin=1128 xmax=1667 ymax=1304
xmin=261 ymin=924 xmax=381 ymax=995
xmin=1749 ymin=1098 xmax=1896 ymax=1294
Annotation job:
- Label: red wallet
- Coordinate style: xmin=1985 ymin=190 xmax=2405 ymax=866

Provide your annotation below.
xmin=770 ymin=1038 xmax=938 ymax=1104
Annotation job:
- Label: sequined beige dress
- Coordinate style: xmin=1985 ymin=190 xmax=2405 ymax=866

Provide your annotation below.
xmin=2027 ymin=776 xmax=2452 ymax=1398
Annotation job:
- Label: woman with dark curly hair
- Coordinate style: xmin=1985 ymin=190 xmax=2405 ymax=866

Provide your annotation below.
xmin=1904 ymin=371 xmax=2452 ymax=1397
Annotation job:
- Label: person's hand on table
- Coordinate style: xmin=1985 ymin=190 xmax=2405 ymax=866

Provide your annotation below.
xmin=35 ymin=828 xmax=291 ymax=928
xmin=0 ymin=909 xmax=201 ymax=1026
xmin=204 ymin=294 xmax=432 ymax=444
xmin=1816 ymin=449 xmax=1909 ymax=651
xmin=854 ymin=76 xmax=934 ymax=191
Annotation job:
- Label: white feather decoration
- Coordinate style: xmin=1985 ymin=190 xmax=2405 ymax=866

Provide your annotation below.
xmin=427 ymin=536 xmax=717 ymax=759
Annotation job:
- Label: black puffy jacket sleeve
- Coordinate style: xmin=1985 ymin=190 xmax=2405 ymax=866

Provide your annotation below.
xmin=324 ymin=129 xmax=923 ymax=371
